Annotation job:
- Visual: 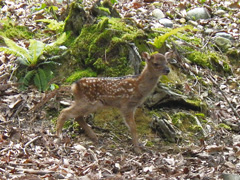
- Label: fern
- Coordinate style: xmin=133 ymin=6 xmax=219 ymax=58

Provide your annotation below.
xmin=0 ymin=47 xmax=25 ymax=58
xmin=1 ymin=36 xmax=31 ymax=60
xmin=0 ymin=35 xmax=66 ymax=91
xmin=150 ymin=25 xmax=194 ymax=49
xmin=20 ymin=70 xmax=36 ymax=89
xmin=33 ymin=68 xmax=46 ymax=91
xmin=28 ymin=39 xmax=45 ymax=66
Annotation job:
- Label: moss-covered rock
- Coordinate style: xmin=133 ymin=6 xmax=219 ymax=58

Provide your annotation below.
xmin=64 ymin=2 xmax=89 ymax=36
xmin=172 ymin=112 xmax=206 ymax=138
xmin=71 ymin=17 xmax=146 ymax=77
xmin=186 ymin=49 xmax=232 ymax=74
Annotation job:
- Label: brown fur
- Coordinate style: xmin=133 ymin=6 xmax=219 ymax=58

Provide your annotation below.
xmin=56 ymin=51 xmax=172 ymax=153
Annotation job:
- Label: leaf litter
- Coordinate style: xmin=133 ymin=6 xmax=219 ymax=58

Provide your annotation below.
xmin=0 ymin=0 xmax=240 ymax=179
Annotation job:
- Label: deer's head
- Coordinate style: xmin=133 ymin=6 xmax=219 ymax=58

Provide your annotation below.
xmin=142 ymin=52 xmax=172 ymax=75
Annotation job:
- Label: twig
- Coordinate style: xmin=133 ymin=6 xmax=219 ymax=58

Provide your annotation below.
xmin=209 ymin=76 xmax=240 ymax=120
xmin=5 ymin=165 xmax=55 ymax=175
xmin=23 ymin=136 xmax=42 ymax=155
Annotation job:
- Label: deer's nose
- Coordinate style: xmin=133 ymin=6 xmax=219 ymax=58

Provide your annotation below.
xmin=165 ymin=68 xmax=170 ymax=74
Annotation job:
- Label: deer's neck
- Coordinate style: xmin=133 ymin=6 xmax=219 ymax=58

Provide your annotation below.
xmin=137 ymin=65 xmax=160 ymax=96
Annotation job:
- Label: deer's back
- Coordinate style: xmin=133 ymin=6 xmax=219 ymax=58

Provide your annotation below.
xmin=72 ymin=76 xmax=143 ymax=107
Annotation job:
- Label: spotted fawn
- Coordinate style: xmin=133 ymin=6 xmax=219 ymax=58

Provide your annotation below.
xmin=56 ymin=51 xmax=172 ymax=153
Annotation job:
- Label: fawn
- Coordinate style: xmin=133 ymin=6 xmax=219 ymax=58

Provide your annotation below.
xmin=56 ymin=51 xmax=172 ymax=153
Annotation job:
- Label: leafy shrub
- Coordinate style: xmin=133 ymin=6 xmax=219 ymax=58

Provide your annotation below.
xmin=0 ymin=33 xmax=67 ymax=91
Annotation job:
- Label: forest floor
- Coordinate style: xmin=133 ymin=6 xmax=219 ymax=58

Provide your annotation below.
xmin=0 ymin=0 xmax=240 ymax=179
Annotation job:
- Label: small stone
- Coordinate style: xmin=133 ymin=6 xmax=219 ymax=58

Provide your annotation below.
xmin=215 ymin=9 xmax=226 ymax=16
xmin=159 ymin=18 xmax=173 ymax=28
xmin=179 ymin=18 xmax=186 ymax=24
xmin=214 ymin=36 xmax=232 ymax=51
xmin=188 ymin=20 xmax=198 ymax=26
xmin=205 ymin=28 xmax=214 ymax=34
xmin=215 ymin=32 xmax=233 ymax=40
xmin=187 ymin=7 xmax=211 ymax=20
xmin=152 ymin=9 xmax=165 ymax=19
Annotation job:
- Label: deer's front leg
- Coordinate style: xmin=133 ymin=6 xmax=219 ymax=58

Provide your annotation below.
xmin=75 ymin=116 xmax=98 ymax=142
xmin=122 ymin=110 xmax=140 ymax=153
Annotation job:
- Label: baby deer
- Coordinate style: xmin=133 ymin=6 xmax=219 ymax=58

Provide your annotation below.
xmin=56 ymin=51 xmax=172 ymax=153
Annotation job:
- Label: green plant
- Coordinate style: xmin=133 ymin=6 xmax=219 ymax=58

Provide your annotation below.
xmin=0 ymin=33 xmax=67 ymax=91
xmin=150 ymin=25 xmax=194 ymax=49
xmin=110 ymin=0 xmax=118 ymax=4
xmin=32 ymin=3 xmax=59 ymax=19
xmin=36 ymin=19 xmax=64 ymax=33
xmin=0 ymin=19 xmax=33 ymax=39
xmin=66 ymin=69 xmax=97 ymax=83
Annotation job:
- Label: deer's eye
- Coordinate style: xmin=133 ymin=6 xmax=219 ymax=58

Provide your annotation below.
xmin=153 ymin=63 xmax=160 ymax=67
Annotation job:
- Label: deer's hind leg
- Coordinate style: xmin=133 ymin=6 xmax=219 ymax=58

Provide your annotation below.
xmin=56 ymin=101 xmax=103 ymax=139
xmin=75 ymin=116 xmax=98 ymax=142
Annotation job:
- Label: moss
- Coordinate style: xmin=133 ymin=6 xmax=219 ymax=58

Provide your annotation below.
xmin=187 ymin=50 xmax=211 ymax=68
xmin=71 ymin=17 xmax=145 ymax=77
xmin=135 ymin=109 xmax=153 ymax=135
xmin=66 ymin=68 xmax=97 ymax=83
xmin=185 ymin=49 xmax=231 ymax=74
xmin=186 ymin=98 xmax=208 ymax=113
xmin=0 ymin=19 xmax=33 ymax=39
xmin=145 ymin=141 xmax=155 ymax=147
xmin=218 ymin=123 xmax=231 ymax=130
xmin=172 ymin=112 xmax=204 ymax=135
xmin=98 ymin=7 xmax=111 ymax=15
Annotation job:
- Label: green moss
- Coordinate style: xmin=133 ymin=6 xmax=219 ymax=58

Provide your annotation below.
xmin=71 ymin=17 xmax=145 ymax=77
xmin=172 ymin=112 xmax=204 ymax=135
xmin=145 ymin=140 xmax=155 ymax=147
xmin=0 ymin=19 xmax=33 ymax=39
xmin=66 ymin=68 xmax=97 ymax=83
xmin=218 ymin=123 xmax=231 ymax=130
xmin=187 ymin=50 xmax=211 ymax=68
xmin=98 ymin=7 xmax=111 ymax=14
xmin=185 ymin=49 xmax=231 ymax=73
xmin=186 ymin=98 xmax=208 ymax=113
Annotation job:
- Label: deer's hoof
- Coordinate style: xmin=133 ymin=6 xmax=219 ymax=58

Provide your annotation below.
xmin=133 ymin=146 xmax=142 ymax=154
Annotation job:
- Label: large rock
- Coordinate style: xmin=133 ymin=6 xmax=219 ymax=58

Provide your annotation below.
xmin=187 ymin=7 xmax=211 ymax=20
xmin=145 ymin=84 xmax=207 ymax=112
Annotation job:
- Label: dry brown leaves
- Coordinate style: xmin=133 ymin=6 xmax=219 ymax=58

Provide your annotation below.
xmin=0 ymin=0 xmax=240 ymax=179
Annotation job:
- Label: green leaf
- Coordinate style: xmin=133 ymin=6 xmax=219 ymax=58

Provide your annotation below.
xmin=44 ymin=32 xmax=67 ymax=51
xmin=20 ymin=70 xmax=36 ymax=90
xmin=150 ymin=25 xmax=194 ymax=49
xmin=0 ymin=46 xmax=24 ymax=58
xmin=34 ymin=68 xmax=52 ymax=91
xmin=0 ymin=36 xmax=31 ymax=62
xmin=29 ymin=39 xmax=45 ymax=66
xmin=33 ymin=70 xmax=41 ymax=91
xmin=32 ymin=3 xmax=47 ymax=11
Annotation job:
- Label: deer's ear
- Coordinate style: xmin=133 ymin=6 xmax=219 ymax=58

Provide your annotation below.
xmin=165 ymin=51 xmax=173 ymax=60
xmin=142 ymin=52 xmax=150 ymax=60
